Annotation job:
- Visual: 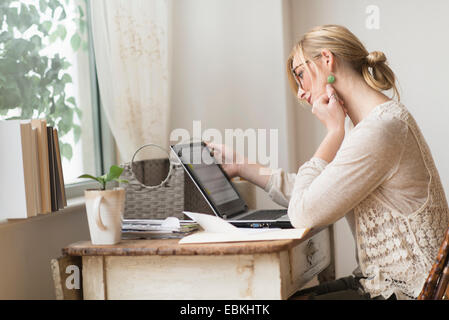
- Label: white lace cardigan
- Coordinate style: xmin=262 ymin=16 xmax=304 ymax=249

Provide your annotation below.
xmin=264 ymin=101 xmax=449 ymax=300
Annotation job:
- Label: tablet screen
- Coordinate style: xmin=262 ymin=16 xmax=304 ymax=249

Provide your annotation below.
xmin=178 ymin=144 xmax=240 ymax=206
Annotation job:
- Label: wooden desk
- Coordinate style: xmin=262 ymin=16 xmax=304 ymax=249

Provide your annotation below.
xmin=62 ymin=228 xmax=331 ymax=300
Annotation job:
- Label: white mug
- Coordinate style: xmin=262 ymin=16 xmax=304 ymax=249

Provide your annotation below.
xmin=84 ymin=188 xmax=125 ymax=245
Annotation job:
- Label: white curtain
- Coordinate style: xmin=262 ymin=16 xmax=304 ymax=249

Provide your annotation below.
xmin=90 ymin=0 xmax=171 ymax=162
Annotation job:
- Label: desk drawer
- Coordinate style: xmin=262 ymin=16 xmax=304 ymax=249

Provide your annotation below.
xmin=280 ymin=228 xmax=331 ymax=297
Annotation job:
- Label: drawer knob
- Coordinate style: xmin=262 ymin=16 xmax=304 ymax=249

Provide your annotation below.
xmin=306 ymin=240 xmax=318 ymax=266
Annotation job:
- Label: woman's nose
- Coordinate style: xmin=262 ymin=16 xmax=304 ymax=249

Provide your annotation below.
xmin=297 ymin=86 xmax=307 ymax=100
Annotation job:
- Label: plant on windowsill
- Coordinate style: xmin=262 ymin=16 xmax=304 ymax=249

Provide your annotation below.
xmin=78 ymin=165 xmax=128 ymax=191
xmin=78 ymin=165 xmax=128 ymax=245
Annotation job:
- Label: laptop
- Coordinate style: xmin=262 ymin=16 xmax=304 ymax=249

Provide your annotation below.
xmin=171 ymin=142 xmax=293 ymax=229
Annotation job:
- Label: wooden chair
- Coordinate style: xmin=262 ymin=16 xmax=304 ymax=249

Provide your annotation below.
xmin=50 ymin=256 xmax=83 ymax=300
xmin=418 ymin=225 xmax=449 ymax=300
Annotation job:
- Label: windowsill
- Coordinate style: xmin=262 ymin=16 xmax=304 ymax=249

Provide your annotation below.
xmin=0 ymin=196 xmax=86 ymax=229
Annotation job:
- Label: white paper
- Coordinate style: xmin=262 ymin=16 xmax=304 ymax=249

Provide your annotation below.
xmin=180 ymin=211 xmax=308 ymax=244
xmin=183 ymin=212 xmax=242 ymax=233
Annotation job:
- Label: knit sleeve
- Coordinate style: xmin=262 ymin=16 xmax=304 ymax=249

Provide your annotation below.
xmin=288 ymin=116 xmax=408 ymax=229
xmin=264 ymin=158 xmax=328 ymax=208
xmin=263 ymin=168 xmax=299 ymax=208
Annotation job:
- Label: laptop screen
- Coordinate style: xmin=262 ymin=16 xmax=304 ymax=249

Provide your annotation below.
xmin=172 ymin=142 xmax=247 ymax=217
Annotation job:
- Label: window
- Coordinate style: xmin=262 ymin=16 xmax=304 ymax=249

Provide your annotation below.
xmin=0 ymin=0 xmax=114 ymax=197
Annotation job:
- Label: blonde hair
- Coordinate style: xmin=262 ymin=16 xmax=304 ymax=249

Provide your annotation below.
xmin=286 ymin=25 xmax=400 ymax=101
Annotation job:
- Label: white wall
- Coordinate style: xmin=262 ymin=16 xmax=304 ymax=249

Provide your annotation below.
xmin=170 ymin=0 xmax=295 ymax=208
xmin=290 ymin=0 xmax=449 ymax=278
xmin=0 ymin=205 xmax=89 ymax=299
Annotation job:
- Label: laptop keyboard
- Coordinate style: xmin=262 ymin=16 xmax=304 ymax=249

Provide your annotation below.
xmin=237 ymin=210 xmax=287 ymax=221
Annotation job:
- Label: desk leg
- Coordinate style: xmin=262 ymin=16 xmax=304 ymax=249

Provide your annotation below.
xmin=82 ymin=256 xmax=106 ymax=300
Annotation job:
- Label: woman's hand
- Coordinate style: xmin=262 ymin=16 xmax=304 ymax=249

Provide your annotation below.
xmin=312 ymin=84 xmax=347 ymax=134
xmin=311 ymin=84 xmax=347 ymax=163
xmin=206 ymin=142 xmax=272 ymax=189
xmin=205 ymin=142 xmax=244 ymax=179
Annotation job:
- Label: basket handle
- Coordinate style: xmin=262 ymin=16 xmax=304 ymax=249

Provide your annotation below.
xmin=128 ymin=144 xmax=175 ymax=190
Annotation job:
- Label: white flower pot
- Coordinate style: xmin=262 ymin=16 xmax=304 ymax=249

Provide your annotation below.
xmin=84 ymin=188 xmax=125 ymax=245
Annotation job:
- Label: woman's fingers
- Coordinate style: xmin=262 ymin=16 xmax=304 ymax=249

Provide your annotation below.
xmin=311 ymin=93 xmax=328 ymax=114
xmin=311 ymin=86 xmax=347 ymax=132
xmin=326 ymin=84 xmax=347 ymax=111
xmin=326 ymin=84 xmax=337 ymax=100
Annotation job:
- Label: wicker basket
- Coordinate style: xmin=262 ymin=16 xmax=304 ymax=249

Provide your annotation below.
xmin=120 ymin=144 xmax=213 ymax=220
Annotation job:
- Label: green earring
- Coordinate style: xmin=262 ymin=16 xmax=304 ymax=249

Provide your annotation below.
xmin=327 ymin=74 xmax=336 ymax=84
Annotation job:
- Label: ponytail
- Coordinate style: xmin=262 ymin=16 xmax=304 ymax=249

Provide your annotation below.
xmin=362 ymin=51 xmax=400 ymax=100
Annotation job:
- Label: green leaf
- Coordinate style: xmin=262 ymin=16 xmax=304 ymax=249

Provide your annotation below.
xmin=57 ymin=24 xmax=67 ymax=41
xmin=30 ymin=35 xmax=42 ymax=49
xmin=74 ymin=107 xmax=82 ymax=119
xmin=62 ymin=61 xmax=71 ymax=69
xmin=67 ymin=96 xmax=76 ymax=106
xmin=78 ymin=174 xmax=105 ymax=190
xmin=18 ymin=4 xmax=33 ymax=33
xmin=39 ymin=0 xmax=48 ymax=13
xmin=73 ymin=124 xmax=81 ymax=143
xmin=78 ymin=5 xmax=84 ymax=18
xmin=70 ymin=33 xmax=81 ymax=51
xmin=61 ymin=73 xmax=72 ymax=83
xmin=28 ymin=5 xmax=40 ymax=25
xmin=61 ymin=107 xmax=74 ymax=125
xmin=49 ymin=30 xmax=58 ymax=43
xmin=0 ymin=31 xmax=10 ymax=42
xmin=58 ymin=8 xmax=66 ymax=21
xmin=79 ymin=19 xmax=86 ymax=34
xmin=40 ymin=20 xmax=52 ymax=34
xmin=78 ymin=174 xmax=99 ymax=181
xmin=53 ymin=81 xmax=65 ymax=95
xmin=114 ymin=178 xmax=129 ymax=184
xmin=7 ymin=38 xmax=32 ymax=58
xmin=106 ymin=165 xmax=124 ymax=182
xmin=6 ymin=8 xmax=19 ymax=30
xmin=61 ymin=142 xmax=72 ymax=160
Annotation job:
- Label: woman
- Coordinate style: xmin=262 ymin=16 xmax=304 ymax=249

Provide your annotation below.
xmin=210 ymin=25 xmax=449 ymax=300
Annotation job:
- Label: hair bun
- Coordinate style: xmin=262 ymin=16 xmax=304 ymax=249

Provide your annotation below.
xmin=367 ymin=51 xmax=387 ymax=67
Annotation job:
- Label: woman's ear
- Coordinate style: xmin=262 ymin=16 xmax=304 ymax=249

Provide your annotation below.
xmin=320 ymin=49 xmax=335 ymax=72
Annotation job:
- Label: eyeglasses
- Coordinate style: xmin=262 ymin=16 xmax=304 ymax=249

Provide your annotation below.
xmin=290 ymin=53 xmax=322 ymax=90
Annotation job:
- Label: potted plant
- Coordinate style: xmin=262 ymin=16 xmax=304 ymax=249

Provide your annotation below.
xmin=78 ymin=165 xmax=128 ymax=245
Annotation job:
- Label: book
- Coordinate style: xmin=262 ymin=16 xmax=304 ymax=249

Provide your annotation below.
xmin=31 ymin=119 xmax=51 ymax=214
xmin=52 ymin=128 xmax=67 ymax=208
xmin=47 ymin=126 xmax=57 ymax=212
xmin=0 ymin=120 xmax=68 ymax=219
xmin=31 ymin=128 xmax=42 ymax=214
xmin=122 ymin=218 xmax=199 ymax=239
xmin=179 ymin=212 xmax=309 ymax=244
xmin=0 ymin=120 xmax=38 ymax=219
xmin=21 ymin=122 xmax=38 ymax=218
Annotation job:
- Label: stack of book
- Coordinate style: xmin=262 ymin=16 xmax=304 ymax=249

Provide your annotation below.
xmin=0 ymin=119 xmax=67 ymax=220
xmin=121 ymin=218 xmax=199 ymax=239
